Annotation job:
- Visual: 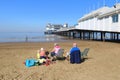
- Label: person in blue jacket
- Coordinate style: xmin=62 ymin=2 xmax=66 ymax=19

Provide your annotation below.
xmin=70 ymin=43 xmax=81 ymax=64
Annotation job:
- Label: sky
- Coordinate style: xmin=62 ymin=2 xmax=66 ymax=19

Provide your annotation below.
xmin=0 ymin=0 xmax=118 ymax=32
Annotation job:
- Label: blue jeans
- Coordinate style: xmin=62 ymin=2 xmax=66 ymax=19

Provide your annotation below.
xmin=51 ymin=52 xmax=56 ymax=57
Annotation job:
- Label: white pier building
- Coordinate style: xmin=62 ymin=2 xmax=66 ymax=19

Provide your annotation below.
xmin=55 ymin=4 xmax=120 ymax=42
xmin=76 ymin=3 xmax=120 ymax=33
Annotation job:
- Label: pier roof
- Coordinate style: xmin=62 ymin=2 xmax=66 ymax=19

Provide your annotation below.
xmin=98 ymin=3 xmax=120 ymax=18
xmin=78 ymin=6 xmax=110 ymax=22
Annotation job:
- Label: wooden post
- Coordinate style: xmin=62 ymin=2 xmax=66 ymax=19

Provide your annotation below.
xmin=103 ymin=32 xmax=105 ymax=42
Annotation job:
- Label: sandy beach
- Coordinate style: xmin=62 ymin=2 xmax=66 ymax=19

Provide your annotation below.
xmin=0 ymin=40 xmax=120 ymax=80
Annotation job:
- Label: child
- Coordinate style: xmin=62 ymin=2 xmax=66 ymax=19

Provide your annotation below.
xmin=40 ymin=48 xmax=46 ymax=59
xmin=37 ymin=48 xmax=46 ymax=59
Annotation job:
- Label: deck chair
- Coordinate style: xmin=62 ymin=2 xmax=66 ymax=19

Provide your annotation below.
xmin=81 ymin=48 xmax=90 ymax=59
xmin=56 ymin=49 xmax=65 ymax=60
xmin=70 ymin=50 xmax=81 ymax=63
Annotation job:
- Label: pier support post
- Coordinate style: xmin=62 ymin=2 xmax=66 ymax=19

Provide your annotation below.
xmin=79 ymin=31 xmax=81 ymax=39
xmin=90 ymin=32 xmax=93 ymax=40
xmin=88 ymin=32 xmax=90 ymax=40
xmin=101 ymin=32 xmax=105 ymax=42
xmin=68 ymin=31 xmax=71 ymax=39
xmin=93 ymin=32 xmax=95 ymax=40
xmin=117 ymin=33 xmax=119 ymax=41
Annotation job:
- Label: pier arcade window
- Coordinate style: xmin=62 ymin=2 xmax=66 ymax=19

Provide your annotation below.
xmin=112 ymin=14 xmax=118 ymax=23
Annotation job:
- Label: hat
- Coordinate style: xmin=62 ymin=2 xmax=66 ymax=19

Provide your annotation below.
xmin=40 ymin=48 xmax=44 ymax=51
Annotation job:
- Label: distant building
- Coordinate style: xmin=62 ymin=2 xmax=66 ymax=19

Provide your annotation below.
xmin=44 ymin=23 xmax=63 ymax=34
xmin=63 ymin=23 xmax=68 ymax=28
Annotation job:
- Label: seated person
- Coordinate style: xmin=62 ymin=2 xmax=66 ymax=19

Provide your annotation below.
xmin=50 ymin=43 xmax=62 ymax=61
xmin=37 ymin=48 xmax=47 ymax=59
xmin=45 ymin=51 xmax=50 ymax=59
xmin=51 ymin=43 xmax=61 ymax=57
xmin=70 ymin=43 xmax=82 ymax=64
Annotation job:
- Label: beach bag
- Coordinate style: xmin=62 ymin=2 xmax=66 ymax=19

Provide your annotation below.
xmin=25 ymin=59 xmax=36 ymax=67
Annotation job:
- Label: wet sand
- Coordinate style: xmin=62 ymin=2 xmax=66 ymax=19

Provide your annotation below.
xmin=0 ymin=40 xmax=120 ymax=80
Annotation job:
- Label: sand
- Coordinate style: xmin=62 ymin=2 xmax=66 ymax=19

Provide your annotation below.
xmin=0 ymin=40 xmax=120 ymax=80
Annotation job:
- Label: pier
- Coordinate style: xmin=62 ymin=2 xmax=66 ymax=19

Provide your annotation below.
xmin=54 ymin=4 xmax=120 ymax=42
xmin=55 ymin=28 xmax=120 ymax=42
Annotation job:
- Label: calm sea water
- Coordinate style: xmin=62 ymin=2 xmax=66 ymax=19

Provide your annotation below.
xmin=0 ymin=32 xmax=67 ymax=43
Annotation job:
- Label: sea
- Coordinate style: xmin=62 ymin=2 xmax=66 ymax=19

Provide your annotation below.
xmin=0 ymin=32 xmax=67 ymax=43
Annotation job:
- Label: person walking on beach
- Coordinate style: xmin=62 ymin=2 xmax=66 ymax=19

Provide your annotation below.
xmin=70 ymin=43 xmax=81 ymax=64
xmin=25 ymin=36 xmax=28 ymax=42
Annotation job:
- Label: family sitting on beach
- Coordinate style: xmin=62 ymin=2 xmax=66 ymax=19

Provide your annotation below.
xmin=25 ymin=42 xmax=82 ymax=67
xmin=37 ymin=42 xmax=82 ymax=64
